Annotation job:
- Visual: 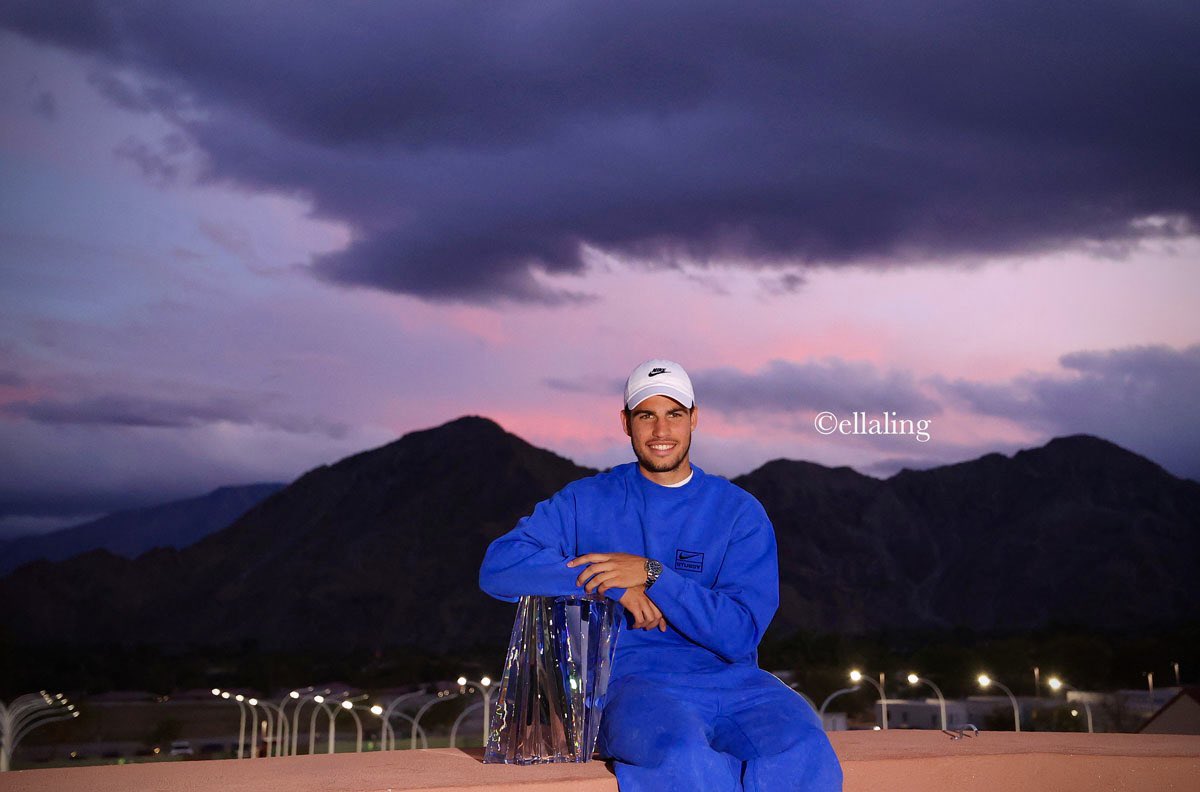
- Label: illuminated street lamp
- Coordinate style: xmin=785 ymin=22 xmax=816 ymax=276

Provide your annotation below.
xmin=977 ymin=674 xmax=1021 ymax=732
xmin=333 ymin=699 xmax=365 ymax=753
xmin=270 ymin=690 xmax=299 ymax=756
xmin=906 ymin=673 xmax=946 ymax=730
xmin=247 ymin=698 xmax=274 ymax=758
xmin=291 ymin=688 xmax=331 ymax=756
xmin=1 ymin=692 xmax=79 ymax=772
xmin=1048 ymin=677 xmax=1093 ymax=733
xmin=308 ymin=694 xmax=338 ymax=754
xmin=849 ymin=670 xmax=888 ymax=730
xmin=212 ymin=689 xmax=249 ymax=758
xmin=252 ymin=698 xmax=288 ymax=757
xmin=457 ymin=676 xmax=495 ymax=747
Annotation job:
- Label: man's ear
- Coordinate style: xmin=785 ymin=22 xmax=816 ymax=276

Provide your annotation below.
xmin=620 ymin=408 xmax=632 ymax=438
xmin=690 ymin=405 xmax=699 ymax=431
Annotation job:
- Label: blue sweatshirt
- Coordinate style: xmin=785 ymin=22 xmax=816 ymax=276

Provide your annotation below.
xmin=479 ymin=462 xmax=780 ymax=679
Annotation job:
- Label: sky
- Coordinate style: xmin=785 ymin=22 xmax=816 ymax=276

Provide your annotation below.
xmin=1 ymin=2 xmax=1198 ymax=537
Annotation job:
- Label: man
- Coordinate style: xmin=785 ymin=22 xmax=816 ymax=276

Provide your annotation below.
xmin=479 ymin=359 xmax=842 ymax=791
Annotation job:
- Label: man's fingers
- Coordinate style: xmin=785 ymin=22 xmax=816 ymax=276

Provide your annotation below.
xmin=567 ymin=553 xmax=609 ymax=568
xmin=574 ymin=561 xmax=615 ymax=587
xmin=585 ymin=570 xmax=620 ymax=593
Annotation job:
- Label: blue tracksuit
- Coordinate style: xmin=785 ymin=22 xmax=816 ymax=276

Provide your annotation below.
xmin=479 ymin=462 xmax=843 ymax=791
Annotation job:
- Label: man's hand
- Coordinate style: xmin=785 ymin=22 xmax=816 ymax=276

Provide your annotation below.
xmin=618 ymin=585 xmax=668 ymax=631
xmin=567 ymin=552 xmax=649 ymax=594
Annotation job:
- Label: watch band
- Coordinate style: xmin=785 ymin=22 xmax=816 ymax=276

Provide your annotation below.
xmin=644 ymin=558 xmax=663 ymax=589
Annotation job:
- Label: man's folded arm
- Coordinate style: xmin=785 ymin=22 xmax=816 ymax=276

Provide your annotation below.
xmin=479 ymin=489 xmax=586 ymax=602
xmin=648 ymin=503 xmax=779 ymax=662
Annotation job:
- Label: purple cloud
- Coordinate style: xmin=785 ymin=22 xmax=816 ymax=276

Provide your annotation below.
xmin=933 ymin=343 xmax=1200 ymax=480
xmin=2 ymin=1 xmax=1197 ymax=302
xmin=2 ymin=390 xmax=349 ymax=438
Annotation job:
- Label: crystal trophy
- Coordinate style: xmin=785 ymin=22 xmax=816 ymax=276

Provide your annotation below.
xmin=483 ymin=594 xmax=623 ymax=764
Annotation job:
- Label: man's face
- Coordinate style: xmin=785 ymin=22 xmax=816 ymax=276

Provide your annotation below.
xmin=621 ymin=394 xmax=698 ymax=479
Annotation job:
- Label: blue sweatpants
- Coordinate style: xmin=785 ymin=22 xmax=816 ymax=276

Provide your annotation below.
xmin=597 ymin=665 xmax=843 ymax=791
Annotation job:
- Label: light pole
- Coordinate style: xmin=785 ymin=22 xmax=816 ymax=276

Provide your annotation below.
xmin=334 ymin=700 xmax=364 ymax=753
xmin=906 ymin=674 xmax=946 ymax=730
xmin=273 ymin=691 xmax=300 ymax=756
xmin=818 ymin=685 xmax=860 ymax=728
xmin=977 ymin=674 xmax=1021 ymax=732
xmin=381 ymin=691 xmax=428 ymax=750
xmin=1048 ymin=677 xmax=1093 ymax=733
xmin=413 ymin=691 xmax=459 ymax=749
xmin=247 ymin=698 xmax=273 ymax=758
xmin=457 ymin=676 xmax=494 ymax=748
xmin=449 ymin=702 xmax=484 ymax=748
xmin=292 ymin=688 xmax=331 ymax=756
xmin=254 ymin=698 xmax=288 ymax=756
xmin=213 ymin=689 xmax=248 ymax=758
xmin=308 ymin=695 xmax=337 ymax=754
xmin=849 ymin=670 xmax=888 ymax=730
xmin=1 ymin=692 xmax=79 ymax=772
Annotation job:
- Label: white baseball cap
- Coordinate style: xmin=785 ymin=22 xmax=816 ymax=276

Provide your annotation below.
xmin=624 ymin=359 xmax=695 ymax=411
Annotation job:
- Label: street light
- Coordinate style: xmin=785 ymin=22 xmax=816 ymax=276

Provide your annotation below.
xmin=1048 ymin=677 xmax=1093 ymax=733
xmin=1 ymin=692 xmax=80 ymax=772
xmin=212 ymin=689 xmax=249 ymax=758
xmin=906 ymin=673 xmax=946 ymax=730
xmin=247 ymin=698 xmax=273 ymax=758
xmin=291 ymin=688 xmax=331 ymax=756
xmin=270 ymin=691 xmax=298 ymax=756
xmin=457 ymin=676 xmax=495 ymax=747
xmin=849 ymin=670 xmax=888 ymax=730
xmin=308 ymin=694 xmax=337 ymax=754
xmin=333 ymin=699 xmax=365 ymax=753
xmin=252 ymin=698 xmax=288 ymax=757
xmin=977 ymin=674 xmax=1021 ymax=732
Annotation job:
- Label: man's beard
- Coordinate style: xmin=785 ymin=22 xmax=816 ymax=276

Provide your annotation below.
xmin=632 ymin=436 xmax=691 ymax=474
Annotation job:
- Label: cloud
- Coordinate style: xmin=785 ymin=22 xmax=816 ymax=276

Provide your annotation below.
xmin=0 ymin=369 xmax=26 ymax=387
xmin=699 ymin=359 xmax=943 ymax=417
xmin=2 ymin=389 xmax=350 ymax=438
xmin=2 ymin=1 xmax=1197 ymax=302
xmin=933 ymin=343 xmax=1200 ymax=480
xmin=549 ymin=358 xmax=942 ymax=417
xmin=113 ymin=132 xmax=186 ymax=186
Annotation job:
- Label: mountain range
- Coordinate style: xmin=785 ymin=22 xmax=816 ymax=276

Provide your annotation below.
xmin=0 ymin=483 xmax=285 ymax=578
xmin=1 ymin=417 xmax=1196 ymax=653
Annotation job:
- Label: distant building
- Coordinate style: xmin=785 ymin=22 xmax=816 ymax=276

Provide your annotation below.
xmin=874 ymin=698 xmax=969 ymax=729
xmin=1138 ymin=687 xmax=1200 ymax=735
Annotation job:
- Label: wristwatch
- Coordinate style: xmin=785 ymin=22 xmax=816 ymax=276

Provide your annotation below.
xmin=644 ymin=558 xmax=663 ymax=589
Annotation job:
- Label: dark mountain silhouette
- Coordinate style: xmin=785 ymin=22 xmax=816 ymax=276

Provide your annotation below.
xmin=0 ymin=419 xmax=1196 ymax=654
xmin=738 ymin=435 xmax=1200 ymax=636
xmin=0 ymin=416 xmax=593 ymax=652
xmin=0 ymin=483 xmax=285 ymax=578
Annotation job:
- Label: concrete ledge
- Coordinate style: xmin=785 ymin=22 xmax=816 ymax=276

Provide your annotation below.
xmin=1 ymin=732 xmax=1197 ymax=791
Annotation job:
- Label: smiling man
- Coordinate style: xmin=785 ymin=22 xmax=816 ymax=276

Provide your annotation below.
xmin=479 ymin=359 xmax=842 ymax=791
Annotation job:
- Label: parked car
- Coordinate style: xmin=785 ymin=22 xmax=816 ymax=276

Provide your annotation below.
xmin=169 ymin=740 xmax=194 ymax=757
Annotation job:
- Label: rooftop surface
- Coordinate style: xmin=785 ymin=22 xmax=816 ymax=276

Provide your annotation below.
xmin=1 ymin=732 xmax=1197 ymax=791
